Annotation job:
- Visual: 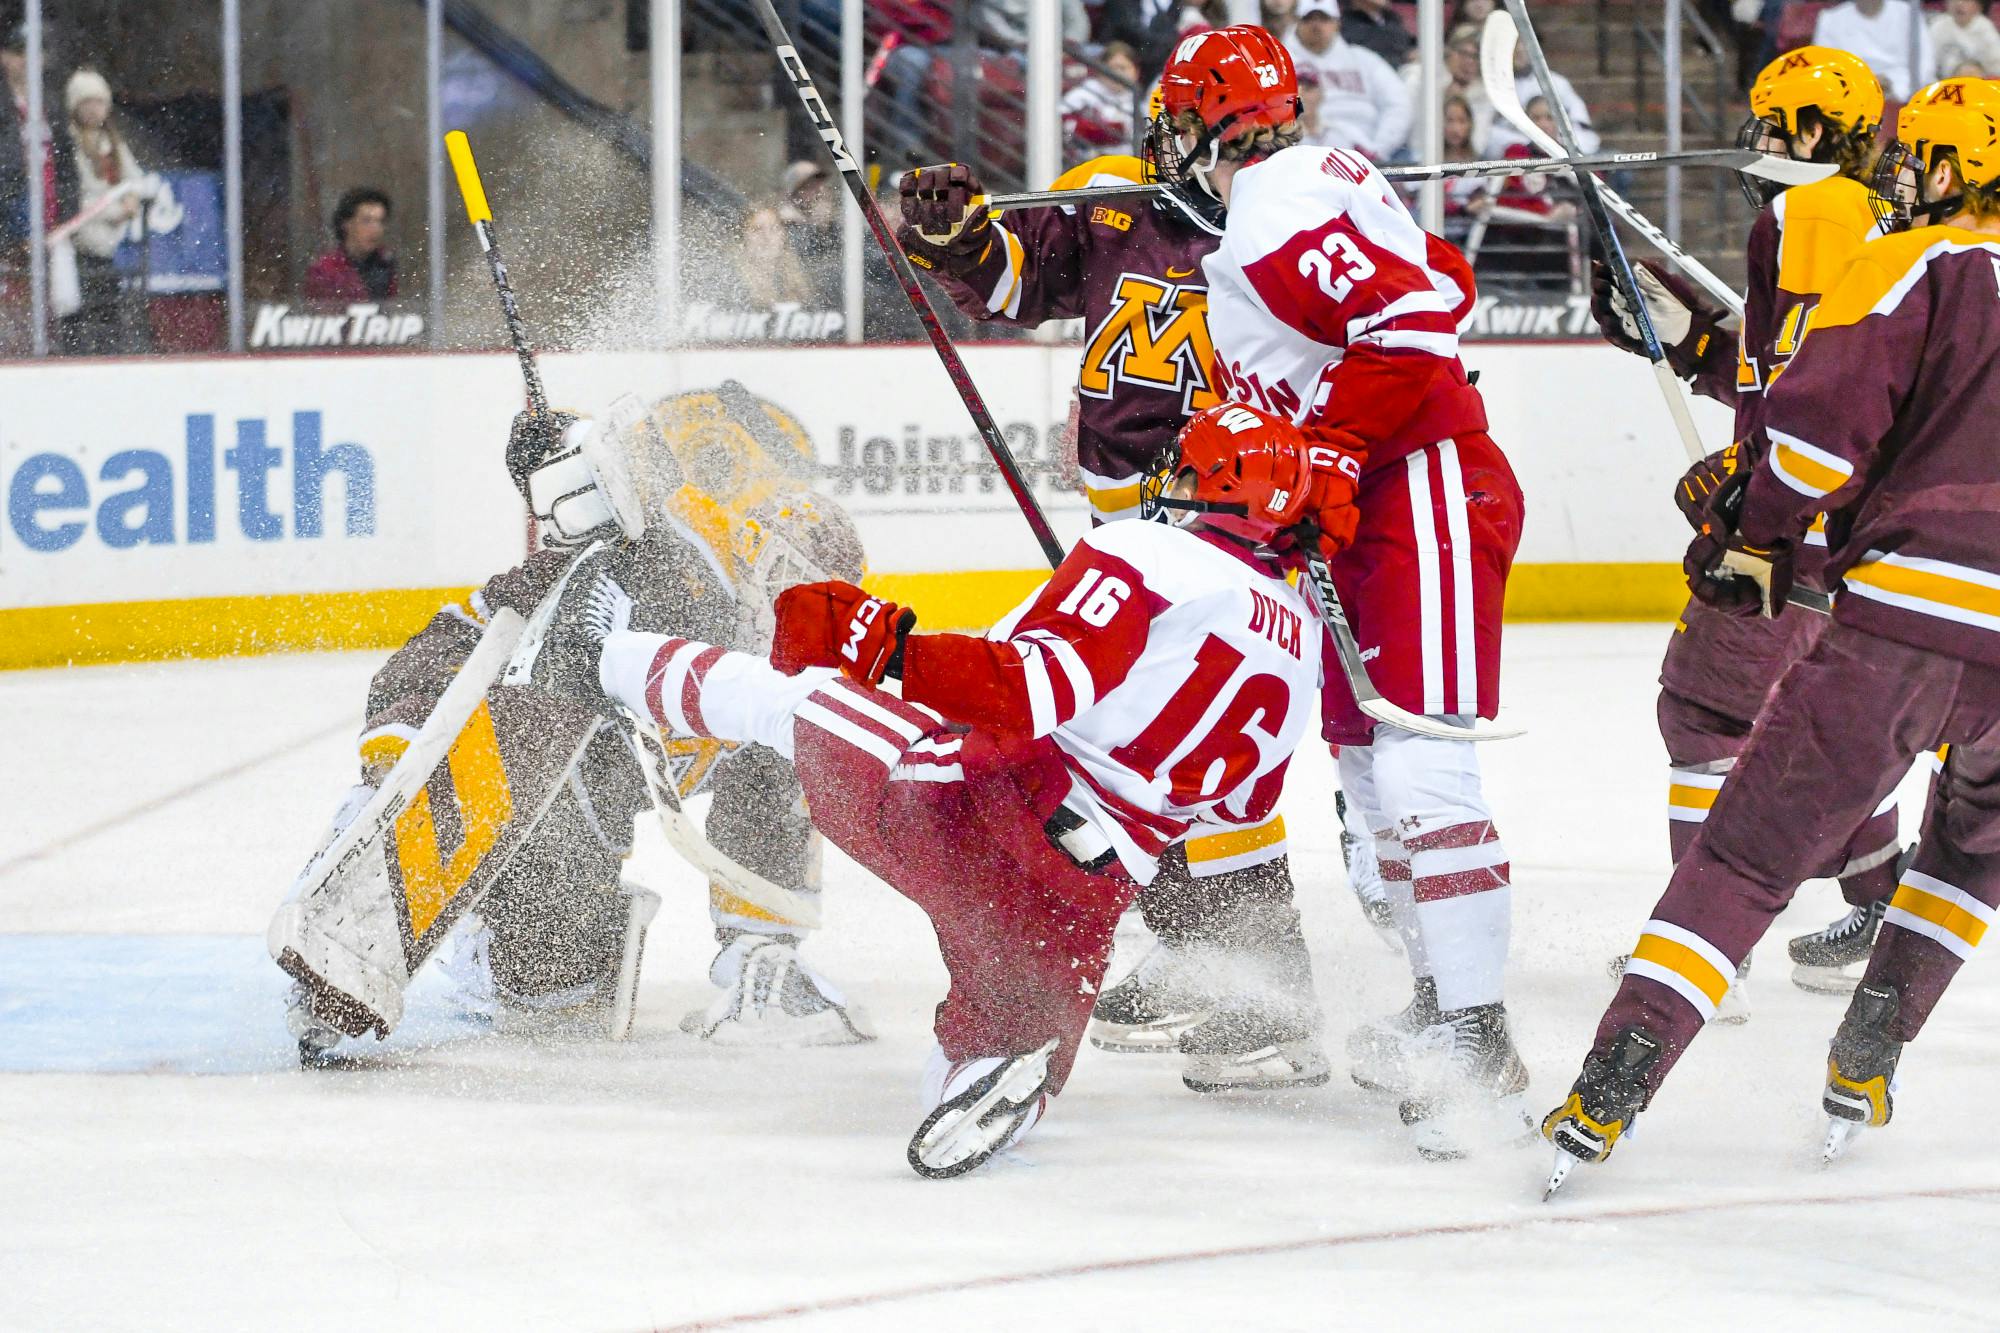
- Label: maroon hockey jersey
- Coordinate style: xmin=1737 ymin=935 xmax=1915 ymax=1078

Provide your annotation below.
xmin=903 ymin=155 xmax=1223 ymax=522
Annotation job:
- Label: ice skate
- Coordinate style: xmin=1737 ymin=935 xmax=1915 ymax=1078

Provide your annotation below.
xmin=1346 ymin=976 xmax=1441 ymax=1094
xmin=1179 ymin=1007 xmax=1331 ymax=1093
xmin=680 ymin=932 xmax=874 ymax=1046
xmin=1609 ymin=951 xmax=1752 ymax=1024
xmin=1395 ymin=1002 xmax=1534 ymax=1160
xmin=1087 ymin=944 xmax=1211 ymax=1053
xmin=1541 ymin=1025 xmax=1663 ymax=1197
xmin=908 ymin=1040 xmax=1057 ymax=1180
xmin=1821 ymin=982 xmax=1903 ymax=1163
xmin=1336 ymin=790 xmax=1400 ymax=952
xmin=1789 ymin=900 xmax=1886 ymax=996
xmin=286 ymin=983 xmax=346 ymax=1067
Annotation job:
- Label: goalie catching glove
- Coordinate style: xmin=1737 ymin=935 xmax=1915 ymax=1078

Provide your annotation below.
xmin=897 ymin=163 xmax=994 ymax=272
xmin=1683 ymin=468 xmax=1795 ymax=619
xmin=771 ymin=581 xmax=915 ymax=686
xmin=1590 ymin=258 xmax=1729 ymax=381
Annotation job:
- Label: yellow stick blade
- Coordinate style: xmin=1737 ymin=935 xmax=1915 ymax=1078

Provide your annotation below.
xmin=445 ymin=130 xmax=491 ymax=223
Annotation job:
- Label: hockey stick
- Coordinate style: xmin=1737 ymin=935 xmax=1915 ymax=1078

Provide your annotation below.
xmin=1498 ymin=2 xmax=1707 ymax=469
xmin=446 ymin=130 xmax=549 ymax=416
xmin=1479 ymin=13 xmax=1745 ymax=319
xmin=745 ymin=0 xmax=1065 ymax=568
xmin=987 ymin=148 xmax=1830 ymax=215
xmin=1299 ymin=535 xmax=1523 ymax=742
xmin=1491 ymin=8 xmax=1829 ymax=620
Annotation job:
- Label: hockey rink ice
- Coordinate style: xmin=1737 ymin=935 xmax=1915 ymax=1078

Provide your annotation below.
xmin=4 ymin=623 xmax=1997 ymax=1330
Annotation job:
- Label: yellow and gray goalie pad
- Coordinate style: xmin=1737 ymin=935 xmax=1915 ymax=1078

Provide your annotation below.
xmin=268 ymin=610 xmax=603 ymax=1040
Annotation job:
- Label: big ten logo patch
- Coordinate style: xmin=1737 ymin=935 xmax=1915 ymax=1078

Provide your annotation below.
xmin=1079 ymin=272 xmax=1219 ymax=414
xmin=1090 ymin=206 xmax=1134 ymax=232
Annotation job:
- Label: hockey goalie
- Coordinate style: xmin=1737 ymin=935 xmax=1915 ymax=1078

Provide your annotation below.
xmin=269 ymin=384 xmax=872 ymax=1062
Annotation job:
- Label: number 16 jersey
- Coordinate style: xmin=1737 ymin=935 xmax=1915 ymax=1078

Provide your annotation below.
xmin=900 ymin=520 xmax=1322 ymax=882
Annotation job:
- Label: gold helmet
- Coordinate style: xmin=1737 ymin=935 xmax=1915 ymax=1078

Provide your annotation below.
xmin=1737 ymin=46 xmax=1884 ymax=206
xmin=1871 ymin=77 xmax=2000 ymax=230
xmin=646 ymin=381 xmax=816 ymax=506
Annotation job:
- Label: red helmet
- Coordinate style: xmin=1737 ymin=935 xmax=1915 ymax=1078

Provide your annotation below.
xmin=1156 ymin=25 xmax=1300 ymax=145
xmin=1141 ymin=402 xmax=1312 ymax=546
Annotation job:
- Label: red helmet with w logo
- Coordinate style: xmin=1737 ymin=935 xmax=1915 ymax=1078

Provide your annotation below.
xmin=1141 ymin=401 xmax=1312 ymax=545
xmin=1157 ymin=25 xmax=1300 ymax=144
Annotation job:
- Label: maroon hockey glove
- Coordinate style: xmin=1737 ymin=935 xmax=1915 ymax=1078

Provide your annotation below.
xmin=897 ymin=163 xmax=994 ymax=272
xmin=1304 ymin=428 xmax=1365 ymax=559
xmin=771 ymin=581 xmax=916 ymax=685
xmin=1672 ymin=441 xmax=1745 ymax=532
xmin=1683 ymin=472 xmax=1795 ymax=618
xmin=1590 ymin=259 xmax=1728 ymax=381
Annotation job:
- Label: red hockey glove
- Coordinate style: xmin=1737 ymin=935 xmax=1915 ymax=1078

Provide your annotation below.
xmin=1305 ymin=429 xmax=1365 ymax=559
xmin=771 ymin=581 xmax=916 ymax=685
xmin=1683 ymin=472 xmax=1794 ymax=619
xmin=1590 ymin=259 xmax=1727 ymax=380
xmin=1672 ymin=441 xmax=1745 ymax=532
xmin=897 ymin=163 xmax=993 ymax=272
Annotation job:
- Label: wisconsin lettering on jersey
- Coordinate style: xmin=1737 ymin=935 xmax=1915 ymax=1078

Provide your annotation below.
xmin=1079 ymin=273 xmax=1221 ymax=415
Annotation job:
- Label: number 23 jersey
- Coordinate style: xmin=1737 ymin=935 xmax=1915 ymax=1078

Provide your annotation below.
xmin=903 ymin=520 xmax=1321 ymax=881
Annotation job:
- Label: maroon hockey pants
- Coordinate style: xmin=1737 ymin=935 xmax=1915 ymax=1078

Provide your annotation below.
xmin=1601 ymin=621 xmax=2000 ymax=1097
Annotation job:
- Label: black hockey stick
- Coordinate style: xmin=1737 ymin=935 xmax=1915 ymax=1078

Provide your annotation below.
xmin=446 ymin=130 xmax=549 ymax=416
xmin=745 ymin=0 xmax=1066 ymax=569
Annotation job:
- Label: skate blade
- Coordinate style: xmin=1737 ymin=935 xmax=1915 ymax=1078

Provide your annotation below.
xmin=1821 ymin=1116 xmax=1863 ymax=1164
xmin=1401 ymin=1090 xmax=1537 ymax=1161
xmin=909 ymin=1039 xmax=1058 ymax=1180
xmin=1791 ymin=964 xmax=1864 ymax=997
xmin=1544 ymin=1149 xmax=1576 ymax=1201
xmin=1086 ymin=1013 xmax=1206 ymax=1054
xmin=681 ymin=1003 xmax=876 ymax=1048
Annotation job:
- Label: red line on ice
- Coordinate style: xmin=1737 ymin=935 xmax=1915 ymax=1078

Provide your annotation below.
xmin=656 ymin=1183 xmax=2000 ymax=1330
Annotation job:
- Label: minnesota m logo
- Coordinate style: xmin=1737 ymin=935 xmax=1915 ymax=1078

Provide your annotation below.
xmin=1079 ymin=273 xmax=1220 ymax=413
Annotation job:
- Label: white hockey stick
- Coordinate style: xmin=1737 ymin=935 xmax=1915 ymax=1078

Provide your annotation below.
xmin=1480 ymin=12 xmax=1746 ymax=320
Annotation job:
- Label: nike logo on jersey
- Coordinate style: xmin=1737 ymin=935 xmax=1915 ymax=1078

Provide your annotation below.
xmin=1167 ymin=265 xmax=1198 ymax=278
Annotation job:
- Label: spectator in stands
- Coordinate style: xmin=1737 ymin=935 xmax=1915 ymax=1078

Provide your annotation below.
xmin=977 ymin=0 xmax=1090 ymax=51
xmin=1296 ymin=65 xmax=1333 ymax=145
xmin=1486 ymin=35 xmax=1600 ymax=153
xmin=1405 ymin=22 xmax=1495 ymax=158
xmin=1262 ymin=0 xmax=1300 ymax=42
xmin=1421 ymin=94 xmax=1495 ymax=241
xmin=1931 ymin=0 xmax=2000 ymax=77
xmin=1285 ymin=0 xmax=1413 ymax=160
xmin=1 ymin=20 xmax=40 ymax=252
xmin=1812 ymin=0 xmax=1936 ymax=99
xmin=777 ymin=160 xmax=840 ymax=306
xmin=59 ymin=68 xmax=148 ymax=355
xmin=1449 ymin=0 xmax=1496 ymax=29
xmin=304 ymin=186 xmax=397 ymax=303
xmin=726 ymin=204 xmax=818 ymax=315
xmin=1062 ymin=42 xmax=1144 ymax=155
xmin=1103 ymin=0 xmax=1210 ymax=79
xmin=1341 ymin=0 xmax=1414 ymax=65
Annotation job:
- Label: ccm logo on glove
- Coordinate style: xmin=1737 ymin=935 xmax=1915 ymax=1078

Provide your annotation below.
xmin=772 ymin=581 xmax=915 ymax=686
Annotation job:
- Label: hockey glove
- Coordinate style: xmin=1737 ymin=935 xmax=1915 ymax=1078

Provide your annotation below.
xmin=1672 ymin=442 xmax=1745 ymax=532
xmin=897 ymin=164 xmax=994 ymax=271
xmin=771 ymin=581 xmax=916 ymax=686
xmin=1305 ymin=429 xmax=1365 ymax=559
xmin=506 ymin=408 xmax=579 ymax=502
xmin=1683 ymin=471 xmax=1794 ymax=619
xmin=1590 ymin=259 xmax=1727 ymax=380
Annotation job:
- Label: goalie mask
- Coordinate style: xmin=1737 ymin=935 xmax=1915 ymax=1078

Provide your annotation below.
xmin=651 ymin=381 xmax=818 ymax=505
xmin=1140 ymin=401 xmax=1311 ymax=548
xmin=1147 ymin=25 xmax=1299 ymax=229
xmin=1735 ymin=47 xmax=1883 ymax=208
xmin=1870 ymin=78 xmax=2000 ymax=232
xmin=731 ymin=491 xmax=867 ymax=650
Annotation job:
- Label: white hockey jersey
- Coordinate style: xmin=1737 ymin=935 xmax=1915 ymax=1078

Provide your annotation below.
xmin=911 ymin=519 xmax=1320 ymax=883
xmin=1201 ymin=143 xmax=1487 ymax=468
